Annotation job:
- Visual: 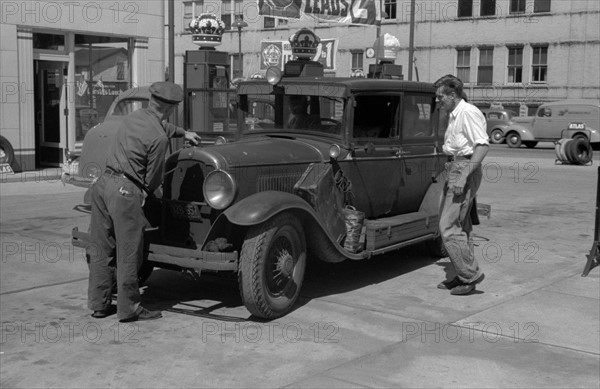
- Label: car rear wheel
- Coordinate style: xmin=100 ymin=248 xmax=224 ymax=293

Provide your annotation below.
xmin=506 ymin=132 xmax=522 ymax=148
xmin=238 ymin=212 xmax=306 ymax=319
xmin=489 ymin=129 xmax=505 ymax=144
xmin=523 ymin=141 xmax=538 ymax=148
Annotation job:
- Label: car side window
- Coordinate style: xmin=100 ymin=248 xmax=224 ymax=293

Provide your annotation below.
xmin=402 ymin=94 xmax=435 ymax=139
xmin=353 ymin=95 xmax=399 ymax=139
xmin=538 ymin=107 xmax=552 ymax=117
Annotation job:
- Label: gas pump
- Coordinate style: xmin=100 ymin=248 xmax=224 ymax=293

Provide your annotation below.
xmin=368 ymin=33 xmax=403 ymax=80
xmin=185 ymin=13 xmax=237 ymax=143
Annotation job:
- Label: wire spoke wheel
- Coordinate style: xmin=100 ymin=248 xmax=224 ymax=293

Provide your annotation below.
xmin=239 ymin=212 xmax=306 ymax=319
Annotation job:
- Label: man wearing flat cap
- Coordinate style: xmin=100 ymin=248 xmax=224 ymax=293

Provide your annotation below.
xmin=87 ymin=81 xmax=201 ymax=322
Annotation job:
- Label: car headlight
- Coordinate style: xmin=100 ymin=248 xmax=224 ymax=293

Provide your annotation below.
xmin=203 ymin=170 xmax=236 ymax=210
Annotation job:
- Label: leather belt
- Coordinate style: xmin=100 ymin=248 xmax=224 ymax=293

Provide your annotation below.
xmin=104 ymin=166 xmax=123 ymax=177
xmin=447 ymin=155 xmax=472 ymax=162
xmin=105 ymin=166 xmax=151 ymax=196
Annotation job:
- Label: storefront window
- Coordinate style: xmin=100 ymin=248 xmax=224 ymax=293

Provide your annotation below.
xmin=74 ymin=34 xmax=131 ymax=141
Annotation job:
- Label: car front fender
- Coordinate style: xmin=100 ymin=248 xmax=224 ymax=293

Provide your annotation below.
xmin=218 ymin=190 xmax=362 ymax=262
xmin=505 ymin=124 xmax=535 ymax=140
xmin=223 ymin=191 xmax=318 ymax=226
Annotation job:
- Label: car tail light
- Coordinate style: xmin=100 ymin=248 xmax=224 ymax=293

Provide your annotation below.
xmin=203 ymin=170 xmax=236 ymax=210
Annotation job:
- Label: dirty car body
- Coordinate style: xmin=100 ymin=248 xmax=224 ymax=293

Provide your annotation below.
xmin=73 ymin=72 xmax=451 ymax=319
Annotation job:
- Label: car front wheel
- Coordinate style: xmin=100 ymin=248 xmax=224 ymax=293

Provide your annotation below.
xmin=506 ymin=132 xmax=522 ymax=148
xmin=238 ymin=212 xmax=307 ymax=319
xmin=489 ymin=129 xmax=505 ymax=144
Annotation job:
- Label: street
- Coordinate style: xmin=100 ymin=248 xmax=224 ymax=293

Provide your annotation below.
xmin=1 ymin=144 xmax=598 ymax=388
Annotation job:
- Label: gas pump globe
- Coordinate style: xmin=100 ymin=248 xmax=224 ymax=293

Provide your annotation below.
xmin=284 ymin=28 xmax=324 ymax=77
xmin=189 ymin=13 xmax=226 ymax=49
xmin=289 ymin=28 xmax=321 ymax=60
xmin=185 ymin=13 xmax=236 ymax=141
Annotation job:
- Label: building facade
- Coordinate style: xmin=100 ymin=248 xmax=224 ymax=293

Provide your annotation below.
xmin=1 ymin=0 xmax=598 ymax=171
xmin=1 ymin=1 xmax=168 ymax=171
xmin=175 ymin=0 xmax=599 ymax=114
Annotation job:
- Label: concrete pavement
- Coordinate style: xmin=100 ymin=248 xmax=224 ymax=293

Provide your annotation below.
xmin=0 ymin=149 xmax=599 ymax=388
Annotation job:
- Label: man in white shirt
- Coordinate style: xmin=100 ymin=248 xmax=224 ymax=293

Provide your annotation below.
xmin=434 ymin=74 xmax=489 ymax=295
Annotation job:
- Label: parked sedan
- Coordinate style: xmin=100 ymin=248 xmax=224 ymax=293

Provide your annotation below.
xmin=481 ymin=108 xmax=517 ymax=144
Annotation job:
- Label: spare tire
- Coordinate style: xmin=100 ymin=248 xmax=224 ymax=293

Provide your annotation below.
xmin=565 ymin=138 xmax=593 ymax=165
xmin=555 ymin=138 xmax=571 ymax=162
xmin=560 ymin=138 xmax=573 ymax=162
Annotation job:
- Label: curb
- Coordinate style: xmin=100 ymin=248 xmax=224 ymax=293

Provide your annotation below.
xmin=0 ymin=169 xmax=63 ymax=184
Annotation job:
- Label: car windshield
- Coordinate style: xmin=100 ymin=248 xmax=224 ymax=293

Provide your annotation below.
xmin=110 ymin=98 xmax=148 ymax=116
xmin=241 ymin=93 xmax=346 ymax=136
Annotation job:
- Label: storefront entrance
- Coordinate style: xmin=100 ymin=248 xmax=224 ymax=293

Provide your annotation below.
xmin=34 ymin=60 xmax=68 ymax=167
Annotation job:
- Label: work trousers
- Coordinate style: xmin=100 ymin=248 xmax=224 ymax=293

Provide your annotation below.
xmin=87 ymin=173 xmax=148 ymax=320
xmin=439 ymin=161 xmax=483 ymax=284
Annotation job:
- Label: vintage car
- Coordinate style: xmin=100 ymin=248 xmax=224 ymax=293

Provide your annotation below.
xmin=480 ymin=108 xmax=517 ymax=144
xmin=72 ymin=62 xmax=471 ymax=319
xmin=503 ymin=99 xmax=600 ymax=148
xmin=62 ymin=86 xmax=157 ymax=189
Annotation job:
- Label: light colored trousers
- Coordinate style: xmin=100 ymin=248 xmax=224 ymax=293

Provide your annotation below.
xmin=439 ymin=161 xmax=484 ymax=284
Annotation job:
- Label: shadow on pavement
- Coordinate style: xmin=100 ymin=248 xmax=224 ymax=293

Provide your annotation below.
xmin=138 ymin=241 xmax=444 ymax=322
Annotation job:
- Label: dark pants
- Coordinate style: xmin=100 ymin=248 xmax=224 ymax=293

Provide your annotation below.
xmin=87 ymin=173 xmax=148 ymax=320
xmin=439 ymin=161 xmax=483 ymax=284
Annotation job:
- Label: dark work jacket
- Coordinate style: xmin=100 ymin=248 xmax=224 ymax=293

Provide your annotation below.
xmin=105 ymin=108 xmax=185 ymax=192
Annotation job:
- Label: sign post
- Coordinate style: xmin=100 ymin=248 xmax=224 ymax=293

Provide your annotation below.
xmin=583 ymin=166 xmax=600 ymax=276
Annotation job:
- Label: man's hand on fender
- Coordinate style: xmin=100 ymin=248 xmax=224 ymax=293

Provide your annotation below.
xmin=184 ymin=131 xmax=202 ymax=146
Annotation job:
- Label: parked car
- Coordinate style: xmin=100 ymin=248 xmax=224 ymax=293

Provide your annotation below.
xmin=480 ymin=108 xmax=517 ymax=144
xmin=61 ymin=85 xmax=234 ymax=194
xmin=503 ymin=99 xmax=600 ymax=148
xmin=72 ymin=64 xmax=488 ymax=319
xmin=62 ymin=86 xmax=156 ymax=189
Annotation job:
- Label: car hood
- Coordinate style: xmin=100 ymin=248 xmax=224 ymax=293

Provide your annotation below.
xmin=172 ymin=135 xmax=334 ymax=169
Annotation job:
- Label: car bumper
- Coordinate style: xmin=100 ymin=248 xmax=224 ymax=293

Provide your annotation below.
xmin=71 ymin=227 xmax=238 ymax=272
xmin=61 ymin=159 xmax=95 ymax=188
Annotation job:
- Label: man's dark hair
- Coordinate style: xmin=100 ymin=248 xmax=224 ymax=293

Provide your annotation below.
xmin=434 ymin=74 xmax=464 ymax=98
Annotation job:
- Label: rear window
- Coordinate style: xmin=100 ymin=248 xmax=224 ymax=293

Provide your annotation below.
xmin=111 ymin=98 xmax=148 ymax=116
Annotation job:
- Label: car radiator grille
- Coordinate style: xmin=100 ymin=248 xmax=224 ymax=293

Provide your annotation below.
xmin=257 ymin=172 xmax=303 ymax=193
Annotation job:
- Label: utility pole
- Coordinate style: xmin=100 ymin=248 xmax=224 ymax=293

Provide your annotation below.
xmin=408 ymin=0 xmax=415 ymax=81
xmin=168 ymin=0 xmax=174 ymax=83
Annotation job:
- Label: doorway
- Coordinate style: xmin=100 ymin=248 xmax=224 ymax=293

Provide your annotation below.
xmin=34 ymin=60 xmax=68 ymax=167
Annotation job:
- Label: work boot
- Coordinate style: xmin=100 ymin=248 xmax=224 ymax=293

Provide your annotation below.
xmin=450 ymin=273 xmax=485 ymax=295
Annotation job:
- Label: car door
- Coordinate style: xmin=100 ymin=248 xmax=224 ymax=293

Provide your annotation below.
xmin=339 ymin=93 xmax=405 ymax=219
xmin=397 ymin=93 xmax=444 ymax=214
